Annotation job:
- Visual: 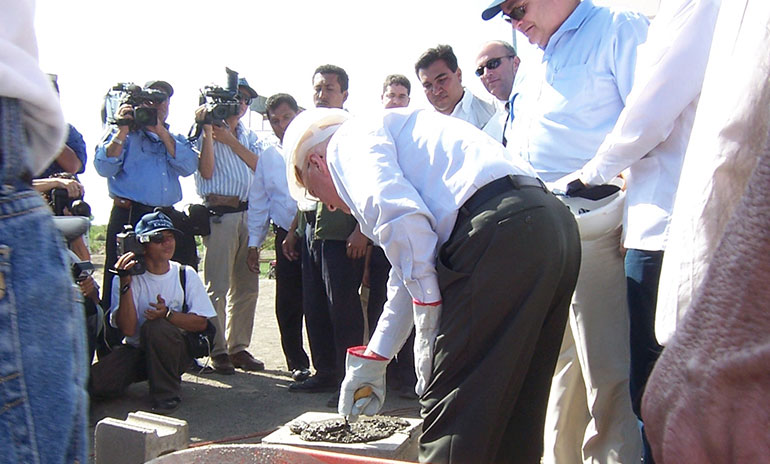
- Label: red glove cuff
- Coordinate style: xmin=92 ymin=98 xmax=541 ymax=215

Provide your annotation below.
xmin=348 ymin=345 xmax=388 ymax=361
xmin=412 ymin=299 xmax=441 ymax=306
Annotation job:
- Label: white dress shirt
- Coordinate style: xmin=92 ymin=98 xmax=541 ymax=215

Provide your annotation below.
xmin=247 ymin=143 xmax=298 ymax=247
xmin=326 ymin=108 xmax=537 ymax=358
xmin=449 ymin=88 xmax=497 ymax=131
xmin=508 ymin=0 xmax=649 ymax=182
xmin=580 ymin=0 xmax=721 ymax=251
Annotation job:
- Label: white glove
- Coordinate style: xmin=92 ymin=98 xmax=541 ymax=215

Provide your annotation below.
xmin=338 ymin=345 xmax=388 ymax=421
xmin=413 ymin=301 xmax=442 ymax=396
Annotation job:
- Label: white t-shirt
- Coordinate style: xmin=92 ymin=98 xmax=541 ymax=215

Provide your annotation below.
xmin=110 ymin=261 xmax=216 ymax=347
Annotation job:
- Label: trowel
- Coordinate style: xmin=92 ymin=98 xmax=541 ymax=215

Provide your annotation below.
xmin=344 ymin=385 xmax=374 ymax=429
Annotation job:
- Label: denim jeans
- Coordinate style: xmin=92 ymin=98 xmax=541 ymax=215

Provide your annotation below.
xmin=0 ymin=97 xmax=88 ymax=464
xmin=625 ymin=248 xmax=664 ymax=464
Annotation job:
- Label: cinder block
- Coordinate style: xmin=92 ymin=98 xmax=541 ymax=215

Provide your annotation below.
xmin=95 ymin=411 xmax=189 ymax=464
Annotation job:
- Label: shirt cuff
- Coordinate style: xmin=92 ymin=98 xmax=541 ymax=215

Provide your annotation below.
xmin=403 ymin=276 xmax=440 ymax=305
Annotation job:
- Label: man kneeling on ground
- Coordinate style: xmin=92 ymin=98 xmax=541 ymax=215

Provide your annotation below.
xmin=90 ymin=211 xmax=216 ymax=413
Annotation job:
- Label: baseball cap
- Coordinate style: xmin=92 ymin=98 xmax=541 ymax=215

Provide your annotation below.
xmin=135 ymin=211 xmax=181 ymax=242
xmin=238 ymin=77 xmax=258 ymax=98
xmin=481 ymin=0 xmax=507 ymax=20
xmin=144 ymin=80 xmax=174 ymax=97
xmin=281 ymin=108 xmax=350 ymax=208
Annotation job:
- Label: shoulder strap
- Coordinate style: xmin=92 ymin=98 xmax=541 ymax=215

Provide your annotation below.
xmin=179 ymin=264 xmax=190 ymax=313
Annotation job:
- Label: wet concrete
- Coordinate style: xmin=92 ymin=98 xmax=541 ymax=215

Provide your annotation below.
xmin=289 ymin=416 xmax=410 ymax=444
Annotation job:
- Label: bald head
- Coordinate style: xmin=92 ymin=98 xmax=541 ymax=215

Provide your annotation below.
xmin=475 ymin=40 xmax=519 ymax=101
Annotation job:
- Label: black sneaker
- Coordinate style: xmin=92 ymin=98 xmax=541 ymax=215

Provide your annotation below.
xmin=151 ymin=397 xmax=181 ymax=415
xmin=291 ymin=368 xmax=312 ymax=382
xmin=288 ymin=374 xmax=338 ymax=393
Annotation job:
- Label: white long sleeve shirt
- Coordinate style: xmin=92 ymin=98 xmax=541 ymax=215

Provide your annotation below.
xmin=326 ymin=108 xmax=536 ymax=358
xmin=247 ymin=143 xmax=298 ymax=247
xmin=580 ymin=0 xmax=721 ymax=251
xmin=449 ymin=88 xmax=497 ymax=131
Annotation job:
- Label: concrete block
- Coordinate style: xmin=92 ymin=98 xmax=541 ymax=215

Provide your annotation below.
xmin=261 ymin=412 xmax=422 ymax=462
xmin=95 ymin=411 xmax=189 ymax=464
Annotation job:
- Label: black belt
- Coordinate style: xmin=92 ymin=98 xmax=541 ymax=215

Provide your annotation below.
xmin=209 ymin=201 xmax=248 ymax=216
xmin=303 ymin=210 xmax=316 ymax=226
xmin=458 ymin=175 xmax=547 ymax=219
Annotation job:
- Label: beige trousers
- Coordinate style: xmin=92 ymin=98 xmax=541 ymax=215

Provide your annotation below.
xmin=543 ymin=227 xmax=642 ymax=464
xmin=202 ymin=211 xmax=259 ymax=356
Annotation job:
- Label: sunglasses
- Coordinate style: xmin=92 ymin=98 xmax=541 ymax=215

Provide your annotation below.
xmin=143 ymin=231 xmax=173 ymax=244
xmin=502 ymin=5 xmax=526 ymax=23
xmin=475 ymin=56 xmax=515 ymax=77
xmin=238 ymin=95 xmax=254 ymax=105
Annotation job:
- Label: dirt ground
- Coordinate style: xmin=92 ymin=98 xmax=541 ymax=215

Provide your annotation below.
xmin=88 ymin=253 xmax=421 ymax=461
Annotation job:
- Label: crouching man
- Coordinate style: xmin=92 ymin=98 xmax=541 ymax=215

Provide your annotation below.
xmin=90 ymin=211 xmax=216 ymax=413
xmin=283 ymin=108 xmax=581 ymax=464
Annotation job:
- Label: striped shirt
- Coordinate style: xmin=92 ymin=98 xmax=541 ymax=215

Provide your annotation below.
xmin=194 ymin=121 xmax=259 ymax=200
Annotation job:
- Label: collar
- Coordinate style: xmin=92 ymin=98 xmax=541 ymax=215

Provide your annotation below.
xmin=543 ymin=0 xmax=594 ymax=60
xmin=450 ymin=88 xmax=475 ymax=117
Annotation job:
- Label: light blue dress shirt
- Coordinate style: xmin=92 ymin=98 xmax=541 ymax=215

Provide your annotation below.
xmin=508 ymin=0 xmax=649 ymax=182
xmin=95 ymin=128 xmax=198 ymax=206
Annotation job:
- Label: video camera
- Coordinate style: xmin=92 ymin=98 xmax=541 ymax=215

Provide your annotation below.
xmin=104 ymin=83 xmax=167 ymax=130
xmin=116 ymin=224 xmax=146 ymax=275
xmin=46 ymin=173 xmax=91 ymax=217
xmin=188 ymin=68 xmax=240 ymax=140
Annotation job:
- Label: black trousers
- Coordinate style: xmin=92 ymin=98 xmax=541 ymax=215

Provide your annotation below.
xmin=419 ymin=184 xmax=581 ymax=464
xmin=301 ymin=234 xmax=364 ymax=380
xmin=367 ymin=246 xmax=416 ymax=391
xmin=90 ymin=319 xmax=191 ymax=402
xmin=274 ymin=226 xmax=309 ymax=371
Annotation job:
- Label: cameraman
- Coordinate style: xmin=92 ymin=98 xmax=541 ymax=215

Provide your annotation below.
xmin=95 ymin=80 xmax=198 ymax=309
xmin=193 ymin=77 xmax=264 ymax=374
xmin=90 ymin=211 xmax=215 ymax=413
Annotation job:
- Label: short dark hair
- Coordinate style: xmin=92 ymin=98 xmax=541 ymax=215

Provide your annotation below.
xmin=313 ymin=64 xmax=349 ymax=92
xmin=382 ymin=74 xmax=411 ymax=95
xmin=415 ymin=44 xmax=458 ymax=76
xmin=266 ymin=93 xmax=299 ymax=117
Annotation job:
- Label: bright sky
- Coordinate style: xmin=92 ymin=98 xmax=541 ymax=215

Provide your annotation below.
xmin=33 ymin=0 xmax=655 ymax=224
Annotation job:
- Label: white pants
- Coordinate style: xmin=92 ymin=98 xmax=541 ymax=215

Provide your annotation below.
xmin=543 ymin=227 xmax=642 ymax=464
xmin=202 ymin=211 xmax=259 ymax=356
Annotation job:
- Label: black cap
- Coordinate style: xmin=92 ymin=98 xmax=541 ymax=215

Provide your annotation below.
xmin=144 ymin=80 xmax=174 ymax=97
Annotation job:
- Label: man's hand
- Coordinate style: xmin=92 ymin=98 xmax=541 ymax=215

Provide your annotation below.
xmin=282 ymin=231 xmax=300 ymax=261
xmin=145 ymin=294 xmax=169 ymax=320
xmin=338 ymin=346 xmax=388 ymax=421
xmin=114 ymin=251 xmax=138 ymax=278
xmin=117 ymin=103 xmax=134 ymax=122
xmin=346 ymin=226 xmax=368 ymax=260
xmin=57 ymin=178 xmax=84 ymax=198
xmin=211 ymin=123 xmax=239 ymax=148
xmin=413 ymin=301 xmax=442 ymax=396
xmin=78 ymin=275 xmax=100 ymax=302
xmin=194 ymin=105 xmax=211 ymax=125
xmin=247 ymin=247 xmax=260 ymax=273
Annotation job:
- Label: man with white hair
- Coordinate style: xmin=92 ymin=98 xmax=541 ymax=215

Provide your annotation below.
xmin=283 ymin=107 xmax=581 ymax=464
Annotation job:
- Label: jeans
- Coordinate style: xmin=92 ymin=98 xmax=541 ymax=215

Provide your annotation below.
xmin=625 ymin=248 xmax=664 ymax=464
xmin=0 ymin=97 xmax=88 ymax=464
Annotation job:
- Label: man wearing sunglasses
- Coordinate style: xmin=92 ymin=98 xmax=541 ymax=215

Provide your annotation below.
xmin=482 ymin=1 xmax=649 ymax=464
xmin=90 ymin=211 xmax=216 ymax=413
xmin=96 ymin=80 xmax=198 ymax=313
xmin=415 ymin=44 xmax=496 ymax=131
xmin=194 ymin=77 xmax=265 ymax=375
xmin=475 ymin=40 xmax=520 ymax=145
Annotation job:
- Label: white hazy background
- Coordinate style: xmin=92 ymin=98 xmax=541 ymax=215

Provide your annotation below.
xmin=34 ymin=0 xmax=656 ymax=224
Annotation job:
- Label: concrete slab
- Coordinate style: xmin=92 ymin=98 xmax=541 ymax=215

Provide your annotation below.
xmin=261 ymin=411 xmax=422 ymax=461
xmin=94 ymin=412 xmax=188 ymax=464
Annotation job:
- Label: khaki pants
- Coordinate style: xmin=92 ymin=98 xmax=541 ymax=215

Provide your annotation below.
xmin=202 ymin=211 xmax=259 ymax=356
xmin=543 ymin=227 xmax=642 ymax=464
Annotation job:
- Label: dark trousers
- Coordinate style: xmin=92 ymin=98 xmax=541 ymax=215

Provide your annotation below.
xmin=419 ymin=185 xmax=581 ymax=464
xmin=90 ymin=319 xmax=191 ymax=402
xmin=301 ymin=235 xmax=364 ymax=380
xmin=274 ymin=226 xmax=309 ymax=371
xmin=367 ymin=246 xmax=416 ymax=391
xmin=625 ymin=248 xmax=664 ymax=464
